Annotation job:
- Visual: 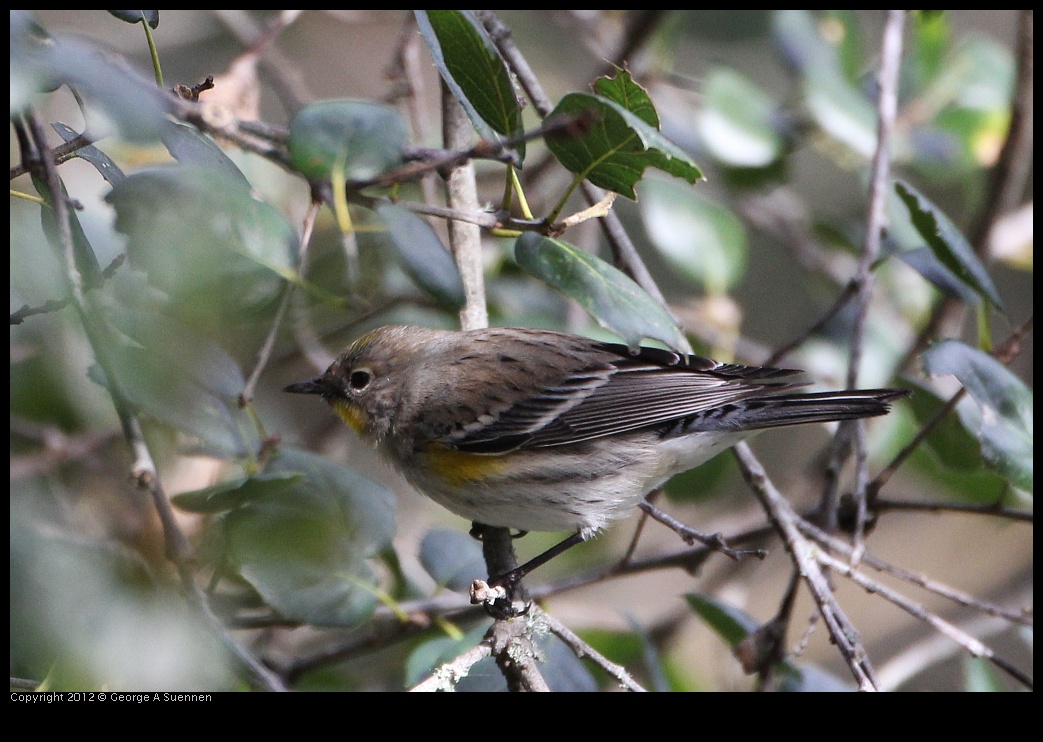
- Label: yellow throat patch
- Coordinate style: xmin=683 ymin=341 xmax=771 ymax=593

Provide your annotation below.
xmin=331 ymin=398 xmax=366 ymax=435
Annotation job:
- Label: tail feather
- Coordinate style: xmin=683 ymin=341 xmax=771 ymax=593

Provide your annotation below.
xmin=678 ymin=389 xmax=908 ymax=433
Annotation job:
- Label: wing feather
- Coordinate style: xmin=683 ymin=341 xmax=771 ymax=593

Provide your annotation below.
xmin=453 ymin=341 xmax=806 ymax=451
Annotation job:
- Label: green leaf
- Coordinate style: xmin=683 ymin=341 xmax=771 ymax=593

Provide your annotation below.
xmin=105 ymin=305 xmax=246 ymax=397
xmin=221 ymin=448 xmax=397 ymax=626
xmin=106 ymin=166 xmax=298 ymax=318
xmin=161 ymin=122 xmax=250 ymax=188
xmin=10 ymin=11 xmax=58 ymax=111
xmin=33 ymin=174 xmax=103 ymax=289
xmin=963 ymin=656 xmax=1006 ymax=692
xmin=772 ymin=12 xmax=876 ymax=158
xmin=684 ymin=593 xmax=759 ymax=647
xmin=99 ymin=344 xmax=258 ymax=459
xmin=890 ymin=246 xmax=982 ymax=305
xmin=108 ymin=10 xmax=159 ymax=28
xmin=545 ymin=92 xmax=702 ymax=199
xmin=374 ymin=203 xmax=465 ymax=310
xmin=804 ymin=68 xmax=878 ymax=159
xmin=593 ymin=68 xmax=659 ymax=127
xmin=948 ymin=37 xmax=1015 ymax=111
xmin=907 ymin=385 xmax=984 ymax=473
xmin=173 ymin=473 xmax=306 ymax=513
xmin=46 ymin=34 xmax=169 ymax=141
xmin=771 ymin=10 xmax=848 ymax=81
xmin=922 ymin=340 xmax=1032 ymax=493
xmin=894 ymin=180 xmax=1006 ymax=313
xmin=639 ymin=178 xmax=747 ymax=292
xmin=698 ymin=67 xmax=784 ymax=168
xmin=418 ymin=529 xmax=486 ymax=593
xmin=416 ymin=10 xmax=524 ymax=159
xmin=287 ymin=99 xmax=408 ymax=181
xmin=515 ymin=232 xmax=687 ymax=351
xmin=909 ymin=10 xmax=951 ymax=87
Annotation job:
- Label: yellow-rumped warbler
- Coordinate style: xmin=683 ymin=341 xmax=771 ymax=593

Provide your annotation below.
xmin=285 ymin=325 xmax=906 ymax=595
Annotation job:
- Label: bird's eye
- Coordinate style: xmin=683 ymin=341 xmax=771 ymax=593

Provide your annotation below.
xmin=349 ymin=369 xmax=372 ymax=391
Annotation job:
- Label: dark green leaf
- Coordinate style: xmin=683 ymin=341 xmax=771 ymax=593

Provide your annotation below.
xmin=907 ymin=385 xmax=983 ymax=472
xmin=698 ymin=67 xmax=784 ymax=168
xmin=161 ymin=123 xmax=250 ymax=188
xmin=287 ymin=99 xmax=407 ymax=181
xmin=374 ymin=203 xmax=466 ymax=310
xmin=515 ymin=232 xmax=687 ymax=351
xmin=52 ymin=122 xmax=126 ymax=185
xmin=639 ymin=178 xmax=747 ymax=292
xmin=922 ymin=340 xmax=1032 ymax=493
xmin=685 ymin=593 xmax=760 ymax=647
xmin=545 ymin=93 xmax=702 ymax=199
xmin=623 ymin=615 xmax=672 ymax=692
xmin=222 ymin=448 xmax=397 ymax=626
xmin=102 ymin=345 xmax=259 ymax=459
xmin=895 ymin=180 xmax=1006 ymax=313
xmin=104 ymin=305 xmax=246 ymax=397
xmin=531 ymin=632 xmax=598 ymax=692
xmin=107 ymin=10 xmax=159 ymax=28
xmin=173 ymin=473 xmax=306 ymax=513
xmin=890 ymin=245 xmax=981 ymax=305
xmin=416 ymin=10 xmax=524 ymax=159
xmin=593 ymin=68 xmax=659 ymax=127
xmin=418 ymin=529 xmax=486 ymax=592
xmin=33 ymin=174 xmax=103 ymax=288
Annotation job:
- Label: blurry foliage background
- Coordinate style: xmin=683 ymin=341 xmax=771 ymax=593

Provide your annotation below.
xmin=10 ymin=10 xmax=1032 ymax=692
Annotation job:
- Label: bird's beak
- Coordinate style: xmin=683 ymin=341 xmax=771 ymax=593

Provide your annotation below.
xmin=284 ymin=376 xmax=331 ymax=396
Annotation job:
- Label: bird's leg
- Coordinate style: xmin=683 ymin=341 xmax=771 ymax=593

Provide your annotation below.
xmin=488 ymin=531 xmax=585 ymax=594
xmin=469 ymin=530 xmax=586 ymax=617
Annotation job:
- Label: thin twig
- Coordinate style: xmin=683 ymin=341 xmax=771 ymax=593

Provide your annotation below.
xmin=872 ymin=497 xmax=1033 ymax=524
xmin=732 ymin=441 xmax=878 ymax=690
xmin=410 ymin=641 xmax=494 ymax=692
xmin=875 ymin=605 xmax=1032 ymax=691
xmin=798 ymin=520 xmax=1032 ymax=627
xmin=638 ymin=500 xmax=767 ymax=561
xmin=843 ymin=8 xmax=906 ymax=559
xmin=813 ymin=548 xmax=1033 ymax=690
xmin=9 ymin=131 xmax=98 ymax=181
xmin=538 ymin=607 xmax=648 ymax=692
xmin=240 ymin=200 xmax=320 ymax=405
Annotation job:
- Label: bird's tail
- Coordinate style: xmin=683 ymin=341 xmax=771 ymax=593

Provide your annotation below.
xmin=686 ymin=389 xmax=909 ymax=432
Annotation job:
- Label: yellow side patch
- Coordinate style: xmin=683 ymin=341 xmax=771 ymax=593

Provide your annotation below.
xmin=331 ymin=399 xmax=366 ymax=435
xmin=425 ymin=444 xmax=507 ymax=487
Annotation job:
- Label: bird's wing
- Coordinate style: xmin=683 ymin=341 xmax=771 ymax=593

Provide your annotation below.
xmin=452 ymin=343 xmax=803 ymax=452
